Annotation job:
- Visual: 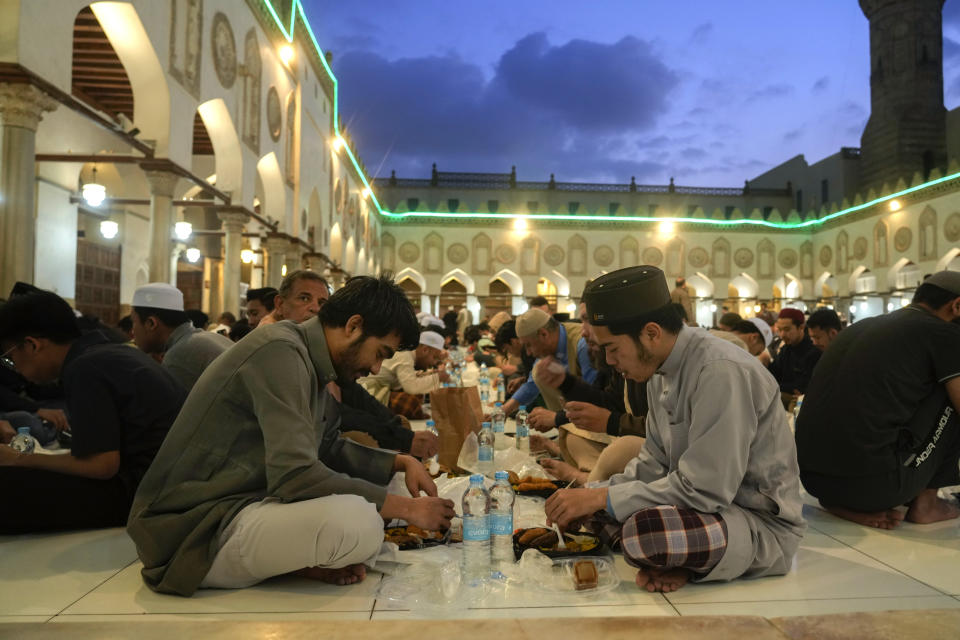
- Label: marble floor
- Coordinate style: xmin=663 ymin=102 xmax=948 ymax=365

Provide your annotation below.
xmin=2 ymin=492 xmax=960 ymax=629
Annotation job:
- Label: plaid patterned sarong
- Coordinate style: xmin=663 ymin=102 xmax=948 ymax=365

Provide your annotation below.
xmin=388 ymin=391 xmax=426 ymax=420
xmin=620 ymin=505 xmax=727 ymax=573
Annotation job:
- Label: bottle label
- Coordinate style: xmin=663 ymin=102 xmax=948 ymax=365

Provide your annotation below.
xmin=490 ymin=513 xmax=512 ymax=536
xmin=493 ymin=421 xmax=504 ymax=433
xmin=463 ymin=515 xmax=489 ymax=541
xmin=517 ymin=424 xmax=529 ymax=438
xmin=478 ymin=445 xmax=493 ymax=462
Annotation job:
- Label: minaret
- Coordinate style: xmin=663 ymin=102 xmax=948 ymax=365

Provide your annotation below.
xmin=859 ymin=0 xmax=946 ymax=191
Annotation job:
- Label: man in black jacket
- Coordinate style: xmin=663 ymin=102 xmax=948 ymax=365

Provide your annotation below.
xmin=769 ymin=308 xmax=820 ymax=410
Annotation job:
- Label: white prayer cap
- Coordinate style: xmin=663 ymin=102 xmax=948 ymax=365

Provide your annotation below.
xmin=419 ymin=330 xmax=444 ymax=350
xmin=132 ymin=283 xmax=184 ymax=311
xmin=420 ymin=314 xmax=444 ymax=329
xmin=748 ymin=317 xmax=774 ymax=347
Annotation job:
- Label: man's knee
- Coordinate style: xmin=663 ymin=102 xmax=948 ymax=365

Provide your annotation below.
xmin=620 ymin=505 xmax=727 ymax=572
xmin=317 ymin=495 xmax=383 ymax=568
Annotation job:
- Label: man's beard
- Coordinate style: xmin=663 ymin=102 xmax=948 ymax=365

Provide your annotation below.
xmin=334 ymin=336 xmax=369 ymax=381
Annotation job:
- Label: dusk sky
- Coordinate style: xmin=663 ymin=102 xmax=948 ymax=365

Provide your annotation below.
xmin=303 ymin=1 xmax=960 ymax=187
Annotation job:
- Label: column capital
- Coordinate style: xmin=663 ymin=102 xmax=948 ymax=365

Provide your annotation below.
xmin=143 ymin=170 xmax=180 ymax=197
xmin=218 ymin=211 xmax=250 ymax=233
xmin=265 ymin=232 xmax=289 ymax=253
xmin=0 ymin=83 xmax=58 ymax=132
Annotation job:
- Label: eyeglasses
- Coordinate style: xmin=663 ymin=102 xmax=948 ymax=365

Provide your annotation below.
xmin=0 ymin=344 xmax=18 ymax=372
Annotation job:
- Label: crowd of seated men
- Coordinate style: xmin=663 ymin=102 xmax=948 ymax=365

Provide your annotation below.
xmin=1 ymin=267 xmax=957 ymax=596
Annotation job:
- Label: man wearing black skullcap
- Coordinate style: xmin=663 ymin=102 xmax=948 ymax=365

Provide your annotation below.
xmin=545 ymin=265 xmax=804 ymax=593
xmin=796 ymin=271 xmax=960 ymax=529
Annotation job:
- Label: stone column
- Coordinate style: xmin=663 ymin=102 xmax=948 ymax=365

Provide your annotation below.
xmin=218 ymin=211 xmax=249 ymax=317
xmin=265 ymin=233 xmax=287 ymax=287
xmin=144 ymin=170 xmax=180 ymax=284
xmin=301 ymin=251 xmax=324 ymax=272
xmin=0 ymin=83 xmax=57 ymax=295
xmin=286 ymin=240 xmax=303 ymax=271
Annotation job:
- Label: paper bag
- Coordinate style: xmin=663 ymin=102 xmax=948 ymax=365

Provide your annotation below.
xmin=430 ymin=386 xmax=484 ymax=471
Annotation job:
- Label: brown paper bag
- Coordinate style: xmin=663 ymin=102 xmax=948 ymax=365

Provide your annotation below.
xmin=430 ymin=386 xmax=484 ymax=471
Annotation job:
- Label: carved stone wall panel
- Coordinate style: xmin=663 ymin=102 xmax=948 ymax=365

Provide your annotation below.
xmin=820 ymin=245 xmax=833 ymax=267
xmin=734 ymin=248 xmax=754 ymax=269
xmin=894 ymin=227 xmax=912 ymax=252
xmin=757 ymin=239 xmax=775 ymax=278
xmin=619 ymin=237 xmax=639 ymax=267
xmin=381 ymin=233 xmax=395 ymax=272
xmin=334 ymin=178 xmax=346 ymax=215
xmin=471 ymin=234 xmax=492 ymax=274
xmin=688 ymin=246 xmax=709 ymax=269
xmin=568 ymin=235 xmax=587 ymax=276
xmin=447 ymin=243 xmax=468 ymax=265
xmin=800 ymin=241 xmax=814 ymax=279
xmin=496 ymin=244 xmax=516 ymax=264
xmin=853 ymin=237 xmax=868 ymax=260
xmin=593 ymin=245 xmax=614 ymax=267
xmin=665 ymin=239 xmax=685 ymax=278
xmin=424 ymin=232 xmax=443 ymax=274
xmin=266 ymin=86 xmax=282 ymax=141
xmin=778 ymin=248 xmax=798 ymax=270
xmin=543 ymin=244 xmax=565 ymax=267
xmin=211 ymin=12 xmax=236 ymax=88
xmin=169 ymin=0 xmax=203 ymax=98
xmin=710 ymin=238 xmax=730 ymax=277
xmin=241 ymin=29 xmax=261 ymax=153
xmin=836 ymin=231 xmax=849 ymax=274
xmin=521 ymin=238 xmax=540 ymax=275
xmin=873 ymin=221 xmax=889 ymax=266
xmin=642 ymin=246 xmax=663 ymax=266
xmin=945 ymin=212 xmax=960 ymax=243
xmin=919 ymin=206 xmax=937 ymax=260
xmin=398 ymin=242 xmax=419 ymax=264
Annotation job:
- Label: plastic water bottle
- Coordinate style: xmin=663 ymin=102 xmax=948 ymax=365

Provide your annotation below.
xmin=426 ymin=419 xmax=440 ymax=474
xmin=478 ymin=421 xmax=494 ymax=477
xmin=461 ymin=474 xmax=491 ymax=583
xmin=515 ymin=405 xmax=529 ymax=453
xmin=489 ymin=471 xmax=515 ymax=568
xmin=492 ymin=402 xmax=506 ymax=436
xmin=496 ymin=374 xmax=505 ymax=403
xmin=10 ymin=427 xmax=36 ymax=454
xmin=479 ymin=363 xmax=490 ymax=401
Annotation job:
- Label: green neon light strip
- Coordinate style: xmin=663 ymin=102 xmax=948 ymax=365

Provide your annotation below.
xmin=263 ymin=0 xmax=959 ymax=231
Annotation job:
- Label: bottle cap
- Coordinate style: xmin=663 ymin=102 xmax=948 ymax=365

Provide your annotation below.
xmin=481 ymin=421 xmax=491 ymax=428
xmin=426 ymin=420 xmax=435 ymax=426
xmin=519 ymin=405 xmax=527 ymax=411
xmin=17 ymin=427 xmax=30 ymax=435
xmin=470 ymin=474 xmax=484 ymax=483
xmin=494 ymin=470 xmax=508 ymax=480
xmin=494 ymin=402 xmax=502 ymax=407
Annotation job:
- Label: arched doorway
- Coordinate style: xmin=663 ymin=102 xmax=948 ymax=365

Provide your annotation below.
xmin=485 ymin=278 xmax=512 ymax=318
xmin=440 ymin=278 xmax=468 ymax=312
xmin=537 ymin=277 xmax=558 ymax=311
xmin=398 ymin=276 xmax=422 ymax=313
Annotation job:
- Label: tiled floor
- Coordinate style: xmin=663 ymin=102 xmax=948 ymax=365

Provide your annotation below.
xmin=3 ymin=490 xmax=960 ymax=628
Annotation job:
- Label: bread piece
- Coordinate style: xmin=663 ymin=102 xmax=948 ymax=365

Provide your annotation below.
xmin=573 ymin=560 xmax=598 ymax=591
xmin=518 ymin=527 xmax=551 ymax=545
xmin=507 ymin=471 xmax=521 ymax=485
xmin=529 ymin=531 xmax=559 ymax=548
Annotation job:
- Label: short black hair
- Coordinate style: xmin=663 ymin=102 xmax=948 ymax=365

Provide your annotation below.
xmin=670 ymin=302 xmax=689 ymax=322
xmin=133 ymin=306 xmax=190 ymax=329
xmin=807 ymin=308 xmax=842 ymax=332
xmin=0 ymin=291 xmax=82 ymax=345
xmin=529 ymin=295 xmax=549 ymax=307
xmin=229 ymin=319 xmax=252 ymax=342
xmin=185 ymin=309 xmax=209 ymax=329
xmin=731 ymin=320 xmax=762 ymax=336
xmin=718 ymin=312 xmax=742 ymax=328
xmin=118 ymin=315 xmax=133 ymax=333
xmin=318 ymin=273 xmax=419 ymax=350
xmin=494 ymin=319 xmax=518 ymax=352
xmin=913 ymin=283 xmax=960 ymax=310
xmin=246 ymin=287 xmax=277 ymax=311
xmin=278 ymin=270 xmax=329 ymax=299
xmin=464 ymin=325 xmax=482 ymax=346
xmin=606 ymin=303 xmax=684 ymax=338
xmin=218 ymin=311 xmax=237 ymax=324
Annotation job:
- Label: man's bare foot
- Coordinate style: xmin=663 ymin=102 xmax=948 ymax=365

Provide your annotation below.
xmin=540 ymin=458 xmax=587 ymax=486
xmin=635 ymin=567 xmax=691 ymax=593
xmin=905 ymin=489 xmax=960 ymax=524
xmin=530 ymin=434 xmax=561 ymax=456
xmin=821 ymin=502 xmax=904 ymax=529
xmin=294 ymin=563 xmax=366 ymax=585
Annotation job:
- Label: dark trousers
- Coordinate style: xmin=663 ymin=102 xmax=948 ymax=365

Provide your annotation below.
xmin=0 ymin=467 xmax=132 ymax=534
xmin=802 ymin=398 xmax=960 ymax=512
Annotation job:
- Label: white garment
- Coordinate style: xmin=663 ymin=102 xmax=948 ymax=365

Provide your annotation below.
xmin=200 ymin=494 xmax=383 ymax=589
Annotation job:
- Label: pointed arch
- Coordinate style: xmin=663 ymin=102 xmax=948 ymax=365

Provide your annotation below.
xmin=490 ymin=268 xmax=523 ymax=295
xmin=381 ymin=232 xmax=396 ymax=272
xmin=873 ymin=219 xmax=889 ymax=267
xmin=395 ymin=267 xmax=426 ymax=291
xmin=836 ymin=230 xmax=850 ymax=274
xmin=757 ymin=238 xmax=775 ymax=279
xmin=424 ymin=231 xmax=443 ymax=273
xmin=472 ymin=232 xmax=492 ymax=274
xmin=711 ymin=237 xmax=730 ymax=278
xmin=729 ymin=272 xmax=759 ymax=298
xmin=919 ymin=206 xmax=937 ymax=260
xmin=441 ymin=268 xmax=476 ymax=294
xmin=256 ymin=152 xmax=287 ymax=232
xmin=197 ymin=99 xmax=242 ymax=195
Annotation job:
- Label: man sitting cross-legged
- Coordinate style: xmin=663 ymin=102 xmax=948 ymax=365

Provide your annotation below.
xmin=128 ymin=275 xmax=456 ymax=596
xmin=796 ymin=271 xmax=960 ymax=529
xmin=544 ymin=266 xmax=805 ymax=593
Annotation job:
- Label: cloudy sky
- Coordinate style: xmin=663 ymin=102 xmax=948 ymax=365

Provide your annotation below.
xmin=303 ymin=0 xmax=960 ymax=187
